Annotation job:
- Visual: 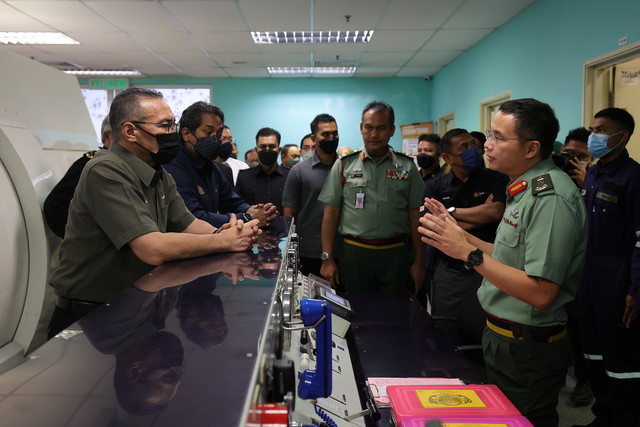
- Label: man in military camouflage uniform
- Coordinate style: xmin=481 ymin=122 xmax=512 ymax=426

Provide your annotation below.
xmin=319 ymin=101 xmax=424 ymax=293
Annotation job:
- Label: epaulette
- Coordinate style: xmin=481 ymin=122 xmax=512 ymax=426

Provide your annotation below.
xmin=84 ymin=150 xmax=98 ymax=159
xmin=532 ymin=173 xmax=554 ymax=195
xmin=392 ymin=149 xmax=414 ymax=159
xmin=341 ymin=149 xmax=361 ymax=159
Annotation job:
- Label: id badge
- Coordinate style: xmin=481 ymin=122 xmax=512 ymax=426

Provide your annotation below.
xmin=355 ymin=192 xmax=365 ymax=209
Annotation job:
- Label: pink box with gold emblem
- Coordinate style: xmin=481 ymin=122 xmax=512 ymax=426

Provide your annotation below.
xmin=399 ymin=415 xmax=533 ymax=427
xmin=387 ymin=384 xmax=521 ymax=426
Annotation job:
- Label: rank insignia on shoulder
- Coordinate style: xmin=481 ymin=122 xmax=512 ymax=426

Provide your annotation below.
xmin=392 ymin=149 xmax=413 ymax=159
xmin=508 ymin=180 xmax=528 ymax=197
xmin=85 ymin=150 xmax=98 ymax=159
xmin=532 ymin=174 xmax=554 ymax=195
xmin=342 ymin=149 xmax=361 ymax=158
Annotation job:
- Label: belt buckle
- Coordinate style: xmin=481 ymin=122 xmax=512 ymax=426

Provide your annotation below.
xmin=511 ymin=323 xmax=524 ymax=339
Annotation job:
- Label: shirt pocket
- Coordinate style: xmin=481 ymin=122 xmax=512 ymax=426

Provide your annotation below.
xmin=384 ymin=176 xmax=410 ymax=202
xmin=593 ymin=192 xmax=622 ymax=216
xmin=344 ymin=177 xmax=367 ymax=207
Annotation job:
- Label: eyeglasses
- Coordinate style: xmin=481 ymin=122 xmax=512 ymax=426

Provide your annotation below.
xmin=130 ymin=121 xmax=178 ymax=132
xmin=221 ymin=137 xmax=236 ymax=144
xmin=485 ymin=129 xmax=535 ymax=143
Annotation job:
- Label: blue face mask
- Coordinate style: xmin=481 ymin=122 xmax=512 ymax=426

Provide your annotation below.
xmin=454 ymin=147 xmax=482 ymax=171
xmin=587 ymin=131 xmax=623 ymax=158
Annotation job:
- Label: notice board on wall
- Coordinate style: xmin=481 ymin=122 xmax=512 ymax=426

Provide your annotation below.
xmin=400 ymin=122 xmax=434 ymax=155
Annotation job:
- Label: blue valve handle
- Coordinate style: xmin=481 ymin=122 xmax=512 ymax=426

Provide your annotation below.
xmin=297 ymin=298 xmax=332 ymax=400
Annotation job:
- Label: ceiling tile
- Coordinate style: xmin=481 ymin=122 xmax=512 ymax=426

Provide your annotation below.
xmin=180 ymin=66 xmax=229 ymax=78
xmin=378 ymin=0 xmax=464 ymax=30
xmin=360 ymin=51 xmax=416 ymax=66
xmin=0 ymin=2 xmax=52 ymax=31
xmin=313 ymin=0 xmax=386 ymax=30
xmin=85 ymin=1 xmax=184 ymax=33
xmin=225 ymin=67 xmax=270 ymax=78
xmin=367 ymin=30 xmax=435 ymax=52
xmin=395 ymin=65 xmax=443 ymax=77
xmin=444 ymin=0 xmax=535 ymax=28
xmin=239 ymin=0 xmax=309 ymax=31
xmin=158 ymin=52 xmax=217 ymax=67
xmin=406 ymin=50 xmax=464 ymax=67
xmin=208 ymin=52 xmax=263 ymax=67
xmin=422 ymin=29 xmax=493 ymax=51
xmin=65 ymin=32 xmax=147 ymax=53
xmin=130 ymin=32 xmax=202 ymax=54
xmin=191 ymin=32 xmax=257 ymax=53
xmin=162 ymin=1 xmax=246 ymax=32
xmin=6 ymin=1 xmax=117 ymax=32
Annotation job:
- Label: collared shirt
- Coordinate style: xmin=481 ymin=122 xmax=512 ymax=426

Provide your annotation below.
xmin=421 ymin=164 xmax=443 ymax=182
xmin=282 ymin=152 xmax=338 ymax=258
xmin=319 ymin=146 xmax=423 ymax=239
xmin=424 ymin=168 xmax=509 ymax=242
xmin=164 ymin=144 xmax=250 ymax=228
xmin=477 ymin=158 xmax=588 ymax=326
xmin=224 ymin=156 xmax=249 ymax=184
xmin=49 ymin=141 xmax=195 ymax=302
xmin=235 ymin=164 xmax=289 ymax=213
xmin=581 ymin=149 xmax=640 ymax=298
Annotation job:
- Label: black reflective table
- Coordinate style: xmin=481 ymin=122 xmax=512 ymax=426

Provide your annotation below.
xmin=0 ymin=216 xmax=481 ymax=426
xmin=0 ymin=218 xmax=292 ymax=427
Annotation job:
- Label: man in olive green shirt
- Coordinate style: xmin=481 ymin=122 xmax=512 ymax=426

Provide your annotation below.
xmin=319 ymin=101 xmax=424 ymax=293
xmin=419 ymin=99 xmax=587 ymax=427
xmin=49 ymin=88 xmax=260 ymax=338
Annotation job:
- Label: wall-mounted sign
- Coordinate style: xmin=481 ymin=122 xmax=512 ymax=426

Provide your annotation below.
xmin=88 ymin=78 xmax=129 ymax=89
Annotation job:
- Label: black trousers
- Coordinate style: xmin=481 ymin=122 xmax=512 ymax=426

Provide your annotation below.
xmin=47 ymin=301 xmax=100 ymax=339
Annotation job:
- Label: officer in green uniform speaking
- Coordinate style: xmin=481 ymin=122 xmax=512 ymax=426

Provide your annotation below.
xmin=418 ymin=98 xmax=587 ymax=427
xmin=319 ymin=101 xmax=424 ymax=294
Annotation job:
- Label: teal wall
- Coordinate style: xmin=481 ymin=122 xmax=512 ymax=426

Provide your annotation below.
xmin=128 ymin=77 xmax=431 ymax=156
xmin=430 ymin=0 xmax=640 ymax=139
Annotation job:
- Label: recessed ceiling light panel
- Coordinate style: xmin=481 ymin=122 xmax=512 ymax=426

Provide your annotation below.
xmin=62 ymin=69 xmax=143 ymax=77
xmin=0 ymin=32 xmax=79 ymax=45
xmin=252 ymin=30 xmax=373 ymax=44
xmin=268 ymin=67 xmax=356 ymax=75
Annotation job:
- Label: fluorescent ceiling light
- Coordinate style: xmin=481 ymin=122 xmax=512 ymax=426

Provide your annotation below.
xmin=0 ymin=32 xmax=79 ymax=45
xmin=268 ymin=67 xmax=356 ymax=76
xmin=62 ymin=69 xmax=143 ymax=77
xmin=252 ymin=30 xmax=373 ymax=44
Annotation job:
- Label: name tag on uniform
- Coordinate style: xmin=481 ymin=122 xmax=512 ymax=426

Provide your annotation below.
xmin=355 ymin=192 xmax=365 ymax=209
xmin=386 ymin=168 xmax=409 ymax=180
xmin=595 ymin=191 xmax=618 ymax=203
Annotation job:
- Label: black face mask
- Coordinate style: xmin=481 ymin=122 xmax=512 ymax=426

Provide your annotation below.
xmin=194 ymin=135 xmax=221 ymax=161
xmin=217 ymin=142 xmax=233 ymax=161
xmin=319 ymin=137 xmax=339 ymax=154
xmin=134 ymin=125 xmax=180 ymax=166
xmin=417 ymin=153 xmax=435 ymax=169
xmin=258 ymin=149 xmax=279 ymax=165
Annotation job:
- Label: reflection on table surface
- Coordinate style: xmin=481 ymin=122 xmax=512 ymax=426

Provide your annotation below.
xmin=0 ymin=217 xmax=292 ymax=427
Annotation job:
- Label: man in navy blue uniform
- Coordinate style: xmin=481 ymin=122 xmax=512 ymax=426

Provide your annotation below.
xmin=578 ymin=107 xmax=640 ymax=427
xmin=165 ymin=102 xmax=276 ymax=228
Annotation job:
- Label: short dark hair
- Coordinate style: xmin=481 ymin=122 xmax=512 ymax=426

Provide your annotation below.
xmin=179 ymin=102 xmax=224 ymax=143
xmin=244 ymin=148 xmax=256 ymax=160
xmin=470 ymin=131 xmax=486 ymax=144
xmin=362 ymin=101 xmax=395 ymax=127
xmin=440 ymin=128 xmax=469 ymax=154
xmin=419 ymin=133 xmax=441 ymax=144
xmin=594 ymin=107 xmax=635 ymax=136
xmin=300 ymin=133 xmax=313 ymax=147
xmin=498 ymin=98 xmax=559 ymax=158
xmin=310 ymin=114 xmax=336 ymax=134
xmin=255 ymin=127 xmax=281 ymax=145
xmin=564 ymin=127 xmax=590 ymax=145
xmin=109 ymin=88 xmax=163 ymax=140
xmin=281 ymin=144 xmax=298 ymax=157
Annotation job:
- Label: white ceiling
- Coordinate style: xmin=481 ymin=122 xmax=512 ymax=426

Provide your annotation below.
xmin=0 ymin=0 xmax=535 ymax=78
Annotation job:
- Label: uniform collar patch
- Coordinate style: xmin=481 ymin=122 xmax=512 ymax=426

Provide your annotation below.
xmin=508 ymin=180 xmax=528 ymax=197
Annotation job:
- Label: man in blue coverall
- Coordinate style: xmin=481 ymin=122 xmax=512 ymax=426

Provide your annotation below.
xmin=164 ymin=102 xmax=276 ymax=228
xmin=577 ymin=107 xmax=640 ymax=427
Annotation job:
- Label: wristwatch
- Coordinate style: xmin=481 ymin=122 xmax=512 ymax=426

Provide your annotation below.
xmin=464 ymin=248 xmax=483 ymax=270
xmin=321 ymin=251 xmax=333 ymax=261
xmin=239 ymin=212 xmax=253 ymax=222
xmin=447 ymin=206 xmax=456 ymax=215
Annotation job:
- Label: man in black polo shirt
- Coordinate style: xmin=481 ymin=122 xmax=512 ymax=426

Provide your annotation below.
xmin=235 ymin=127 xmax=289 ymax=214
xmin=424 ymin=128 xmax=508 ymax=346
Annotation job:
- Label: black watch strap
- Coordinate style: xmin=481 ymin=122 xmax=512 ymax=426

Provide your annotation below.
xmin=464 ymin=248 xmax=483 ymax=269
